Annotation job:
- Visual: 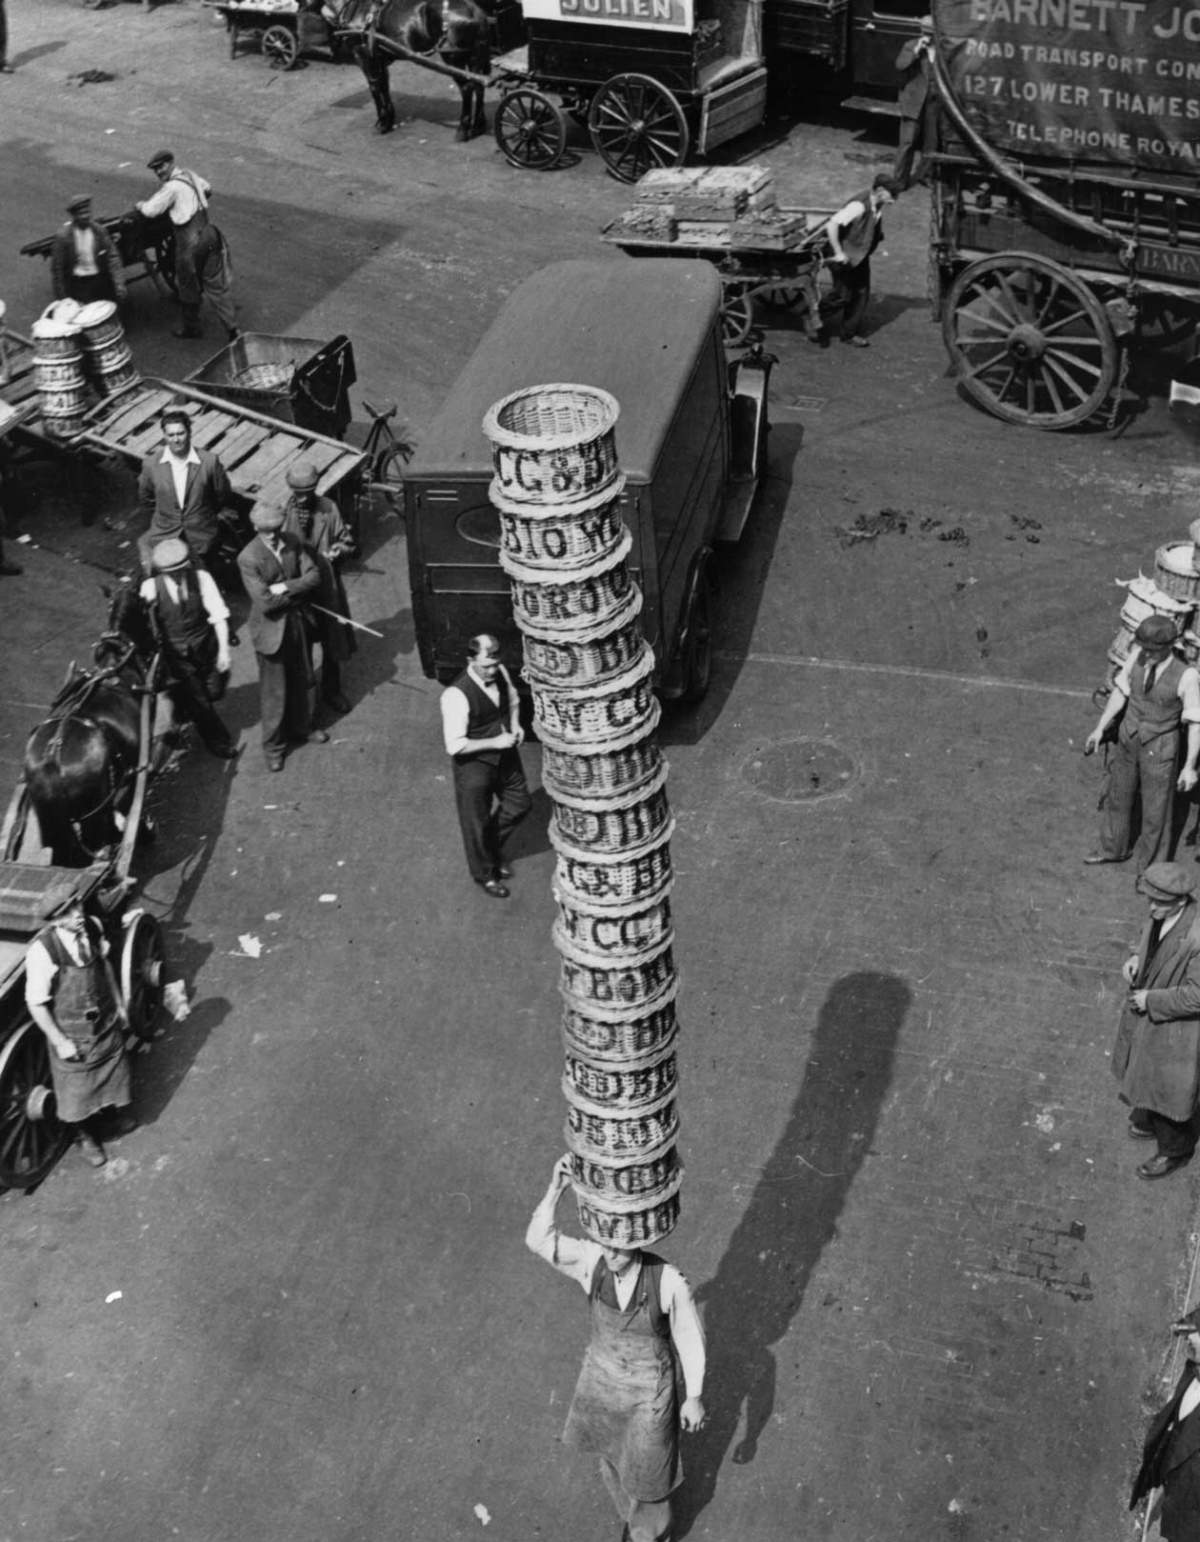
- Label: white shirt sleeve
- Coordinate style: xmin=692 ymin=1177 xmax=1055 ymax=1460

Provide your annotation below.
xmin=137 ymin=181 xmax=181 ymax=221
xmin=661 ymin=1263 xmax=706 ymax=1398
xmin=441 ymin=685 xmax=470 ymax=756
xmin=197 ymin=568 xmax=230 ymax=626
xmin=24 ymin=938 xmax=58 ymax=1008
xmin=1178 ymin=666 xmax=1200 ymax=724
xmin=525 ymin=1194 xmax=602 ymax=1292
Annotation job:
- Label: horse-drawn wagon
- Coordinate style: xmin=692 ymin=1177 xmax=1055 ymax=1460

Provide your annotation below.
xmin=929 ymin=0 xmax=1200 ymax=430
xmin=0 ymin=619 xmax=169 ymax=1191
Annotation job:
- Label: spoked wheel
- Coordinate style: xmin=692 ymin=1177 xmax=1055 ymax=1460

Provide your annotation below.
xmin=262 ymin=23 xmax=300 ymax=69
xmin=494 ymin=88 xmax=567 ymax=170
xmin=760 ymin=286 xmax=805 ymax=310
xmin=152 ymin=226 xmax=178 ymax=296
xmin=0 ymin=1023 xmax=70 ymax=1191
xmin=588 ymin=73 xmax=689 ymax=184
xmin=943 ymin=254 xmax=1118 ymax=429
xmin=720 ymin=283 xmax=754 ymax=349
xmin=120 ymin=911 xmax=166 ymax=1043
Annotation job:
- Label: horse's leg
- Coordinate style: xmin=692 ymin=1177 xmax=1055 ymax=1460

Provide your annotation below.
xmin=361 ymin=51 xmax=396 ymax=134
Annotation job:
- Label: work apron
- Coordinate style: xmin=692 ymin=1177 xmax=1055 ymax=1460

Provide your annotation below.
xmin=563 ymin=1256 xmax=681 ymax=1502
xmin=41 ymin=922 xmax=131 ymax=1124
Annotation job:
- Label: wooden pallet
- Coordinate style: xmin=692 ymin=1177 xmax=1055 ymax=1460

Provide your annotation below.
xmin=79 ymin=376 xmax=367 ymax=508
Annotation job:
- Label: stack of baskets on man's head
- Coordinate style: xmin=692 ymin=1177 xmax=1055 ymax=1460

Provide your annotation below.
xmin=483 ymin=382 xmax=684 ymax=1248
xmin=1109 ymin=537 xmax=1200 ymax=672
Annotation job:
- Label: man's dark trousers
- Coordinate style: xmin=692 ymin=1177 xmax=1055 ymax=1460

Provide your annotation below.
xmin=453 ymin=748 xmax=531 ymax=881
xmin=257 ymin=614 xmax=313 ymax=756
xmin=1101 ymin=727 xmax=1181 ymax=871
xmin=165 ymin=638 xmax=232 ymax=753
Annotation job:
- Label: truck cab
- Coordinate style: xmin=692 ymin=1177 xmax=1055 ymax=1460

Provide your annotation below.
xmin=403 ymin=259 xmax=770 ymax=703
xmin=765 ymin=0 xmax=926 ymax=105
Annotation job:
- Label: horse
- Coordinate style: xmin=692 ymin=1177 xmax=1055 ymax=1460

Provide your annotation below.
xmin=345 ymin=0 xmax=493 ymax=141
xmin=22 ymin=584 xmax=159 ymax=868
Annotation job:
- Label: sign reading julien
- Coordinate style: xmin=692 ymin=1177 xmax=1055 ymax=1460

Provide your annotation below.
xmin=522 ymin=0 xmax=692 ymax=30
xmin=935 ymin=0 xmax=1200 ymax=171
xmin=482 ymin=382 xmax=685 ymax=1248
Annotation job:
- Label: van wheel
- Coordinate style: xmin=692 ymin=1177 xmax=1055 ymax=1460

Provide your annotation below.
xmin=682 ymin=574 xmax=715 ymax=704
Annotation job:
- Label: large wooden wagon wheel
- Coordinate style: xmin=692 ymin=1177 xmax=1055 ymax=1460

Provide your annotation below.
xmin=120 ymin=911 xmax=166 ymax=1043
xmin=943 ymin=254 xmax=1118 ymax=429
xmin=262 ymin=23 xmax=300 ymax=69
xmin=0 ymin=1022 xmax=70 ymax=1191
xmin=494 ymin=89 xmax=567 ymax=170
xmin=719 ymin=282 xmax=754 ymax=348
xmin=588 ymin=73 xmax=689 ymax=184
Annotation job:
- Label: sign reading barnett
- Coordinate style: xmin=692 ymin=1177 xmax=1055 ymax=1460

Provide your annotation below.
xmin=522 ymin=0 xmax=692 ymax=30
xmin=935 ymin=0 xmax=1200 ymax=172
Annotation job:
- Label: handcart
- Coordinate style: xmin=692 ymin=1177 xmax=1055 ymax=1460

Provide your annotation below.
xmin=205 ymin=0 xmax=351 ymax=68
xmin=184 ymin=332 xmax=356 ymax=440
xmin=21 ymin=211 xmax=177 ymax=298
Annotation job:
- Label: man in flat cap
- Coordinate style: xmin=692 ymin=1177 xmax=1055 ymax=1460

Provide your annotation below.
xmin=282 ymin=461 xmax=355 ymax=716
xmin=1084 ymin=614 xmax=1200 ymax=870
xmin=893 ymin=18 xmax=938 ymax=190
xmin=49 ymin=195 xmax=127 ymax=307
xmin=237 ymin=503 xmax=324 ymax=772
xmin=1131 ymin=1306 xmax=1200 ymax=1538
xmin=136 ymin=150 xmax=237 ymax=341
xmin=139 ymin=538 xmax=237 ymax=759
xmin=1113 ymin=861 xmax=1200 ymax=1179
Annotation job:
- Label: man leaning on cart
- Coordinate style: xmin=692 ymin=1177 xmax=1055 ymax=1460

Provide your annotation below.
xmin=25 ymin=887 xmax=136 ymax=1170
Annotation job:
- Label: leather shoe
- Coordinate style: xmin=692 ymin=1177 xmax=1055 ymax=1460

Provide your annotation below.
xmin=1083 ymin=852 xmax=1126 ymax=865
xmin=1137 ymin=1152 xmax=1191 ymax=1180
xmin=477 ymin=878 xmax=510 ymax=900
xmin=1128 ymin=1119 xmax=1155 ymax=1140
xmin=495 ymin=865 xmax=513 ymax=879
xmin=266 ymin=754 xmax=285 ymax=772
xmin=305 ymin=729 xmax=330 ymax=744
xmin=78 ymin=1132 xmax=107 ymax=1168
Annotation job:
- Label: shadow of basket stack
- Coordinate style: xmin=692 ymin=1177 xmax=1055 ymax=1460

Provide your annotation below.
xmin=482 ymin=382 xmax=683 ymax=1249
xmin=1109 ymin=532 xmax=1200 ymax=676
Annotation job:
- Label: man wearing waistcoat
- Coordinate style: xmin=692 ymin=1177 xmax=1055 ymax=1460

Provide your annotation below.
xmin=440 ymin=633 xmax=531 ymax=899
xmin=1112 ymin=862 xmax=1200 ymax=1179
xmin=1131 ymin=1305 xmax=1200 ymax=1538
xmin=237 ymin=503 xmax=324 ymax=772
xmin=1085 ymin=615 xmax=1200 ymax=870
xmin=140 ymin=538 xmax=237 ymax=759
xmin=822 ymin=174 xmax=900 ymax=347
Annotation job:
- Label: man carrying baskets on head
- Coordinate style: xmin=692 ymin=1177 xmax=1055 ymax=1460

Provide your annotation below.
xmin=526 ymin=1155 xmax=706 ymax=1542
xmin=1084 ymin=614 xmax=1200 ymax=871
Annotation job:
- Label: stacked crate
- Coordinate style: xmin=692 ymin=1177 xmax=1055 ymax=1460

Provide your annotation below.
xmin=482 ymin=383 xmax=683 ymax=1249
xmin=617 ymin=164 xmax=814 ymax=250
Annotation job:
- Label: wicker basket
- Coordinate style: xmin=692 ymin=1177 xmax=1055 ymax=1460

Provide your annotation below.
xmin=555 ymin=889 xmax=674 ymax=960
xmin=532 ymin=649 xmax=657 ymax=747
xmin=563 ymin=1044 xmax=678 ymax=1109
xmin=560 ymin=937 xmax=677 ymax=1016
xmin=540 ymin=728 xmax=663 ymax=801
xmin=483 ymin=383 xmax=621 ymax=509
xmin=551 ymin=779 xmax=672 ymax=857
xmin=1156 ymin=542 xmax=1200 ymax=604
xmin=509 ymin=535 xmax=635 ymax=634
xmin=562 ymin=996 xmax=679 ymax=1064
xmin=575 ymin=1181 xmax=682 ymax=1244
xmin=566 ymin=1095 xmax=679 ymax=1159
xmin=496 ymin=486 xmax=627 ymax=572
xmin=553 ymin=824 xmax=675 ymax=909
xmin=568 ymin=1144 xmax=681 ymax=1202
xmin=523 ymin=612 xmax=648 ymax=691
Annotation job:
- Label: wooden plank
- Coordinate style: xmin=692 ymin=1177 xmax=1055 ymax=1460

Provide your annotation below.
xmin=230 ymin=434 xmax=306 ymax=497
xmin=90 ymin=386 xmax=172 ymax=443
xmin=207 ymin=419 xmax=269 ymax=470
xmin=188 ymin=410 xmax=236 ymax=451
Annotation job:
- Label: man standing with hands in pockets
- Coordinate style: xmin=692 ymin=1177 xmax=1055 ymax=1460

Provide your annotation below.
xmin=440 ymin=633 xmax=531 ymax=899
xmin=526 ymin=1154 xmax=706 ymax=1542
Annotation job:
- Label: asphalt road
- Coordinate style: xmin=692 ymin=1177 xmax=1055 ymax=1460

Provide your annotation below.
xmin=2 ymin=5 xmax=1200 ymax=1540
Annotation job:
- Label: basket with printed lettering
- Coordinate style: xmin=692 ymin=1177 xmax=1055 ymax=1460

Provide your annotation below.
xmin=563 ymin=1037 xmax=678 ymax=1108
xmin=566 ymin=1090 xmax=679 ymax=1161
xmin=559 ymin=932 xmax=677 ymax=1017
xmin=495 ymin=483 xmax=628 ymax=573
xmin=549 ymin=763 xmax=672 ymax=856
xmin=483 ymin=383 xmax=621 ymax=509
xmin=540 ymin=724 xmax=664 ymax=802
xmin=554 ymin=885 xmax=674 ymax=961
xmin=532 ymin=649 xmax=658 ymax=748
xmin=523 ymin=608 xmax=648 ymax=692
xmin=568 ymin=1144 xmax=682 ymax=1205
xmin=574 ymin=1178 xmax=682 ymax=1242
xmin=508 ymin=533 xmax=636 ymax=636
xmin=553 ymin=822 xmax=675 ymax=909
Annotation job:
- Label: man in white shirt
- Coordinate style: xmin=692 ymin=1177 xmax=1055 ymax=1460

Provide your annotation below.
xmin=440 ymin=634 xmax=531 ymax=899
xmin=526 ymin=1155 xmax=706 ymax=1542
xmin=136 ymin=406 xmax=237 ymax=570
xmin=1085 ymin=614 xmax=1200 ymax=870
xmin=140 ymin=537 xmax=237 ymax=759
xmin=49 ymin=195 xmax=126 ymax=307
xmin=822 ymin=174 xmax=899 ymax=346
xmin=136 ymin=149 xmax=237 ymax=341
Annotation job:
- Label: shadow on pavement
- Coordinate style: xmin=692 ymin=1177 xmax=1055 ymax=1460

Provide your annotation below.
xmin=676 ymin=970 xmax=911 ymax=1537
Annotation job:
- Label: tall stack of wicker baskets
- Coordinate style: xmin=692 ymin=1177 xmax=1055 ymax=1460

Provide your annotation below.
xmin=482 ymin=383 xmax=683 ymax=1249
xmin=1108 ymin=539 xmax=1200 ymax=672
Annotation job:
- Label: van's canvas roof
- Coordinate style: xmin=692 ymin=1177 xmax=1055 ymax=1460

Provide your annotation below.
xmin=408 ymin=259 xmax=722 ymax=484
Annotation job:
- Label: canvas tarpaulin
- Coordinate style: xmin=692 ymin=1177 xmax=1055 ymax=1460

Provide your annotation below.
xmin=934 ymin=0 xmax=1200 ymax=174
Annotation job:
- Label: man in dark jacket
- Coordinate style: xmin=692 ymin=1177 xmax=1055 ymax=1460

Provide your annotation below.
xmin=439 ymin=633 xmax=531 ymax=899
xmin=893 ymin=19 xmax=938 ymax=189
xmin=237 ymin=503 xmax=324 ymax=772
xmin=139 ymin=537 xmax=237 ymax=759
xmin=49 ymin=196 xmax=127 ymax=307
xmin=137 ymin=406 xmax=237 ymax=569
xmin=1112 ymin=862 xmax=1200 ymax=1179
xmin=1085 ymin=614 xmax=1200 ymax=870
xmin=1131 ymin=1306 xmax=1200 ymax=1540
xmin=281 ymin=460 xmax=355 ymax=716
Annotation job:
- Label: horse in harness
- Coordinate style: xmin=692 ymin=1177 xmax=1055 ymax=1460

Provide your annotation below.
xmin=23 ymin=587 xmax=161 ymax=868
xmin=334 ymin=0 xmax=493 ymax=141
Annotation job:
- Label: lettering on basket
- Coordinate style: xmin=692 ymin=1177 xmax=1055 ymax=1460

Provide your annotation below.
xmin=566 ymin=1057 xmax=677 ymax=1105
xmin=563 ymin=1005 xmax=677 ymax=1057
xmin=555 ymin=795 xmax=666 ymax=848
xmin=560 ymin=905 xmax=670 ymax=952
xmin=515 ymin=567 xmax=631 ymax=621
xmin=501 ymin=506 xmax=620 ymax=564
xmin=494 ymin=440 xmax=614 ymax=500
xmin=569 ymin=1151 xmax=678 ymax=1196
xmin=561 ymin=950 xmax=675 ymax=1004
xmin=568 ymin=1103 xmax=677 ymax=1152
xmin=562 ymin=849 xmax=668 ymax=899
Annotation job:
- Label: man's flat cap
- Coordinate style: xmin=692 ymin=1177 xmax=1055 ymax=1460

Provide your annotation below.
xmin=1138 ymin=862 xmax=1197 ymax=903
xmin=250 ymin=503 xmax=286 ymax=532
xmin=1173 ymin=1306 xmax=1200 ymax=1333
xmin=147 ymin=149 xmax=175 ymax=170
xmin=151 ymin=538 xmax=191 ymax=572
xmin=285 ymin=461 xmax=319 ymax=491
xmin=1136 ymin=615 xmax=1179 ymax=647
xmin=66 ymin=194 xmax=92 ymax=212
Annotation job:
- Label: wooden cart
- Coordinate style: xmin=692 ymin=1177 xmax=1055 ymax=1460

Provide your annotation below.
xmin=929 ymin=1 xmax=1200 ymax=431
xmin=205 ymin=0 xmax=350 ymax=68
xmin=20 ymin=211 xmax=177 ymax=298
